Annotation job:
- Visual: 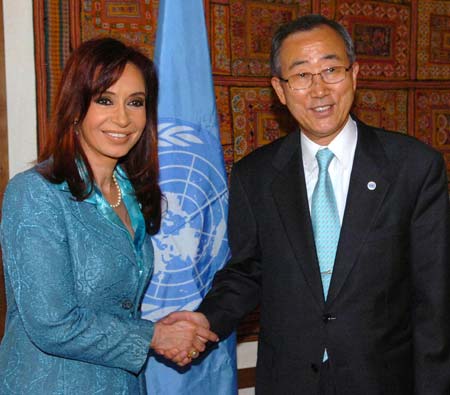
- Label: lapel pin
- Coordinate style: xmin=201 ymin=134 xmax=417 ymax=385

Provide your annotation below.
xmin=367 ymin=181 xmax=377 ymax=191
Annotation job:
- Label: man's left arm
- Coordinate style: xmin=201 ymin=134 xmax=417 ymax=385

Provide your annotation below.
xmin=410 ymin=152 xmax=450 ymax=394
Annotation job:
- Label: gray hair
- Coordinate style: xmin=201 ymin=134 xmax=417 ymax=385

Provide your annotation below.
xmin=270 ymin=14 xmax=356 ymax=77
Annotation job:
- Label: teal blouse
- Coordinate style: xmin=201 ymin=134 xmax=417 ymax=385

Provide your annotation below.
xmin=0 ymin=163 xmax=155 ymax=395
xmin=79 ymin=165 xmax=147 ymax=278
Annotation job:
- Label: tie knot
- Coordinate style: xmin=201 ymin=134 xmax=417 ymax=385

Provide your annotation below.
xmin=316 ymin=148 xmax=334 ymax=171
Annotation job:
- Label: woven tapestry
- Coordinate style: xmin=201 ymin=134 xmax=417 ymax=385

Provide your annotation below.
xmin=417 ymin=1 xmax=450 ymax=80
xmin=35 ymin=0 xmax=450 ymax=199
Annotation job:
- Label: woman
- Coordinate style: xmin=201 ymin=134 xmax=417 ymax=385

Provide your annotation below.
xmin=0 ymin=38 xmax=216 ymax=395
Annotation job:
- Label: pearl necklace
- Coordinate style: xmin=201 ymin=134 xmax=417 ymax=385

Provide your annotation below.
xmin=110 ymin=172 xmax=122 ymax=208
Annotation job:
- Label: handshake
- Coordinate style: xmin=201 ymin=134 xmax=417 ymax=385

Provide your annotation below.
xmin=150 ymin=311 xmax=218 ymax=367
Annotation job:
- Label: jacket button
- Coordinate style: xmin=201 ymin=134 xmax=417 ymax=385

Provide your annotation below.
xmin=311 ymin=363 xmax=319 ymax=373
xmin=121 ymin=300 xmax=134 ymax=310
xmin=322 ymin=313 xmax=335 ymax=323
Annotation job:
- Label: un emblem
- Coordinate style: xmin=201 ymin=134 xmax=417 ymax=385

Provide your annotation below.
xmin=142 ymin=119 xmax=230 ymax=321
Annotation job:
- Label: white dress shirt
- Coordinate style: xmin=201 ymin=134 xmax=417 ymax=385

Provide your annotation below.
xmin=301 ymin=116 xmax=358 ymax=224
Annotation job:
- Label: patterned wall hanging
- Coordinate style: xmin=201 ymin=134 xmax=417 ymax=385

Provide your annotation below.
xmin=34 ymin=0 xmax=450 ymax=209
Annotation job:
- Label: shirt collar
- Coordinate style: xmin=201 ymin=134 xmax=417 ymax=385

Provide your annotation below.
xmin=55 ymin=161 xmax=131 ymax=203
xmin=301 ymin=116 xmax=357 ymax=171
xmin=55 ymin=161 xmax=146 ymax=249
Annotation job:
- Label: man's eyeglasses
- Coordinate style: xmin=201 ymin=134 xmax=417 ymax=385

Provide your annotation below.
xmin=278 ymin=65 xmax=353 ymax=90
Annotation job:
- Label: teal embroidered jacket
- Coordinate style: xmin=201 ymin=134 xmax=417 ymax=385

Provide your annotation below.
xmin=0 ymin=165 xmax=155 ymax=394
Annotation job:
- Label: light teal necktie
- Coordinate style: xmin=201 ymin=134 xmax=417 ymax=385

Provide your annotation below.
xmin=311 ymin=148 xmax=340 ymax=299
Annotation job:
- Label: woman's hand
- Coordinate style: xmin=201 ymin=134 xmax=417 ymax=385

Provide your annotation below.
xmin=151 ymin=316 xmax=218 ymax=366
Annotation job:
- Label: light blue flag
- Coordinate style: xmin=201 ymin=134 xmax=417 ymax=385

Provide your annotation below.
xmin=141 ymin=1 xmax=237 ymax=394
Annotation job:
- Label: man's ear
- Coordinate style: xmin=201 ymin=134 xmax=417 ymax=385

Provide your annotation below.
xmin=351 ymin=62 xmax=359 ymax=91
xmin=271 ymin=77 xmax=287 ymax=105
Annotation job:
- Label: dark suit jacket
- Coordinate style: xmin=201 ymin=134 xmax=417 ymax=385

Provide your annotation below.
xmin=198 ymin=118 xmax=450 ymax=394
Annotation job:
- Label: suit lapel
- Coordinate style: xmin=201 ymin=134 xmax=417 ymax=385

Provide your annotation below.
xmin=326 ymin=121 xmax=393 ymax=305
xmin=271 ymin=132 xmax=325 ymax=308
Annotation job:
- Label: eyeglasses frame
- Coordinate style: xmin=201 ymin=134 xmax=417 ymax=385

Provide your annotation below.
xmin=278 ymin=64 xmax=354 ymax=91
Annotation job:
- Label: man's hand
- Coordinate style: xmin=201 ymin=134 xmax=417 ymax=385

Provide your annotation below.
xmin=161 ymin=311 xmax=210 ymax=329
xmin=151 ymin=314 xmax=217 ymax=366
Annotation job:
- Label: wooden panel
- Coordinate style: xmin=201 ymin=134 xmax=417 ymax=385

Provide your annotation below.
xmin=33 ymin=0 xmax=49 ymax=150
xmin=237 ymin=308 xmax=260 ymax=343
xmin=0 ymin=0 xmax=9 ymax=339
xmin=238 ymin=366 xmax=256 ymax=389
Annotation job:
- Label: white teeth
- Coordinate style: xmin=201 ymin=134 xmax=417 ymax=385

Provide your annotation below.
xmin=314 ymin=106 xmax=331 ymax=112
xmin=106 ymin=132 xmax=127 ymax=138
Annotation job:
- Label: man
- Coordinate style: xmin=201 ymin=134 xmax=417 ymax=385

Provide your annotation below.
xmin=164 ymin=14 xmax=450 ymax=394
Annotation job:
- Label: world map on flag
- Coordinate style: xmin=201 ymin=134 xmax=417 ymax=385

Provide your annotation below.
xmin=142 ymin=120 xmax=230 ymax=321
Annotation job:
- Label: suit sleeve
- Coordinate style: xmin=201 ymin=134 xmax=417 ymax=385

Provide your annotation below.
xmin=410 ymin=153 xmax=450 ymax=394
xmin=0 ymin=173 xmax=154 ymax=374
xmin=197 ymin=164 xmax=262 ymax=339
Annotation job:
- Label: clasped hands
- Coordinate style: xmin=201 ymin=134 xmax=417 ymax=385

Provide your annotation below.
xmin=151 ymin=311 xmax=217 ymax=367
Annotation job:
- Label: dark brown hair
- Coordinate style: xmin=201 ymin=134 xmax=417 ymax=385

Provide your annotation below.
xmin=270 ymin=14 xmax=356 ymax=77
xmin=38 ymin=37 xmax=161 ymax=234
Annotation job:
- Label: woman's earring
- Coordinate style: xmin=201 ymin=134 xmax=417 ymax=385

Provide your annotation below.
xmin=74 ymin=120 xmax=79 ymax=135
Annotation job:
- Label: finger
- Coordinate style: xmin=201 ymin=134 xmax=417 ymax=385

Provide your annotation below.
xmin=188 ymin=312 xmax=209 ymax=328
xmin=192 ymin=338 xmax=206 ymax=353
xmin=170 ymin=353 xmax=183 ymax=364
xmin=177 ymin=357 xmax=192 ymax=367
xmin=172 ymin=352 xmax=191 ymax=366
xmin=193 ymin=312 xmax=210 ymax=328
xmin=171 ymin=349 xmax=188 ymax=364
xmin=163 ymin=348 xmax=180 ymax=360
xmin=195 ymin=326 xmax=219 ymax=342
xmin=187 ymin=348 xmax=201 ymax=359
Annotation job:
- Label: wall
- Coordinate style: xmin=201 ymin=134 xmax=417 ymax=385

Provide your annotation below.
xmin=3 ymin=0 xmax=37 ymax=177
